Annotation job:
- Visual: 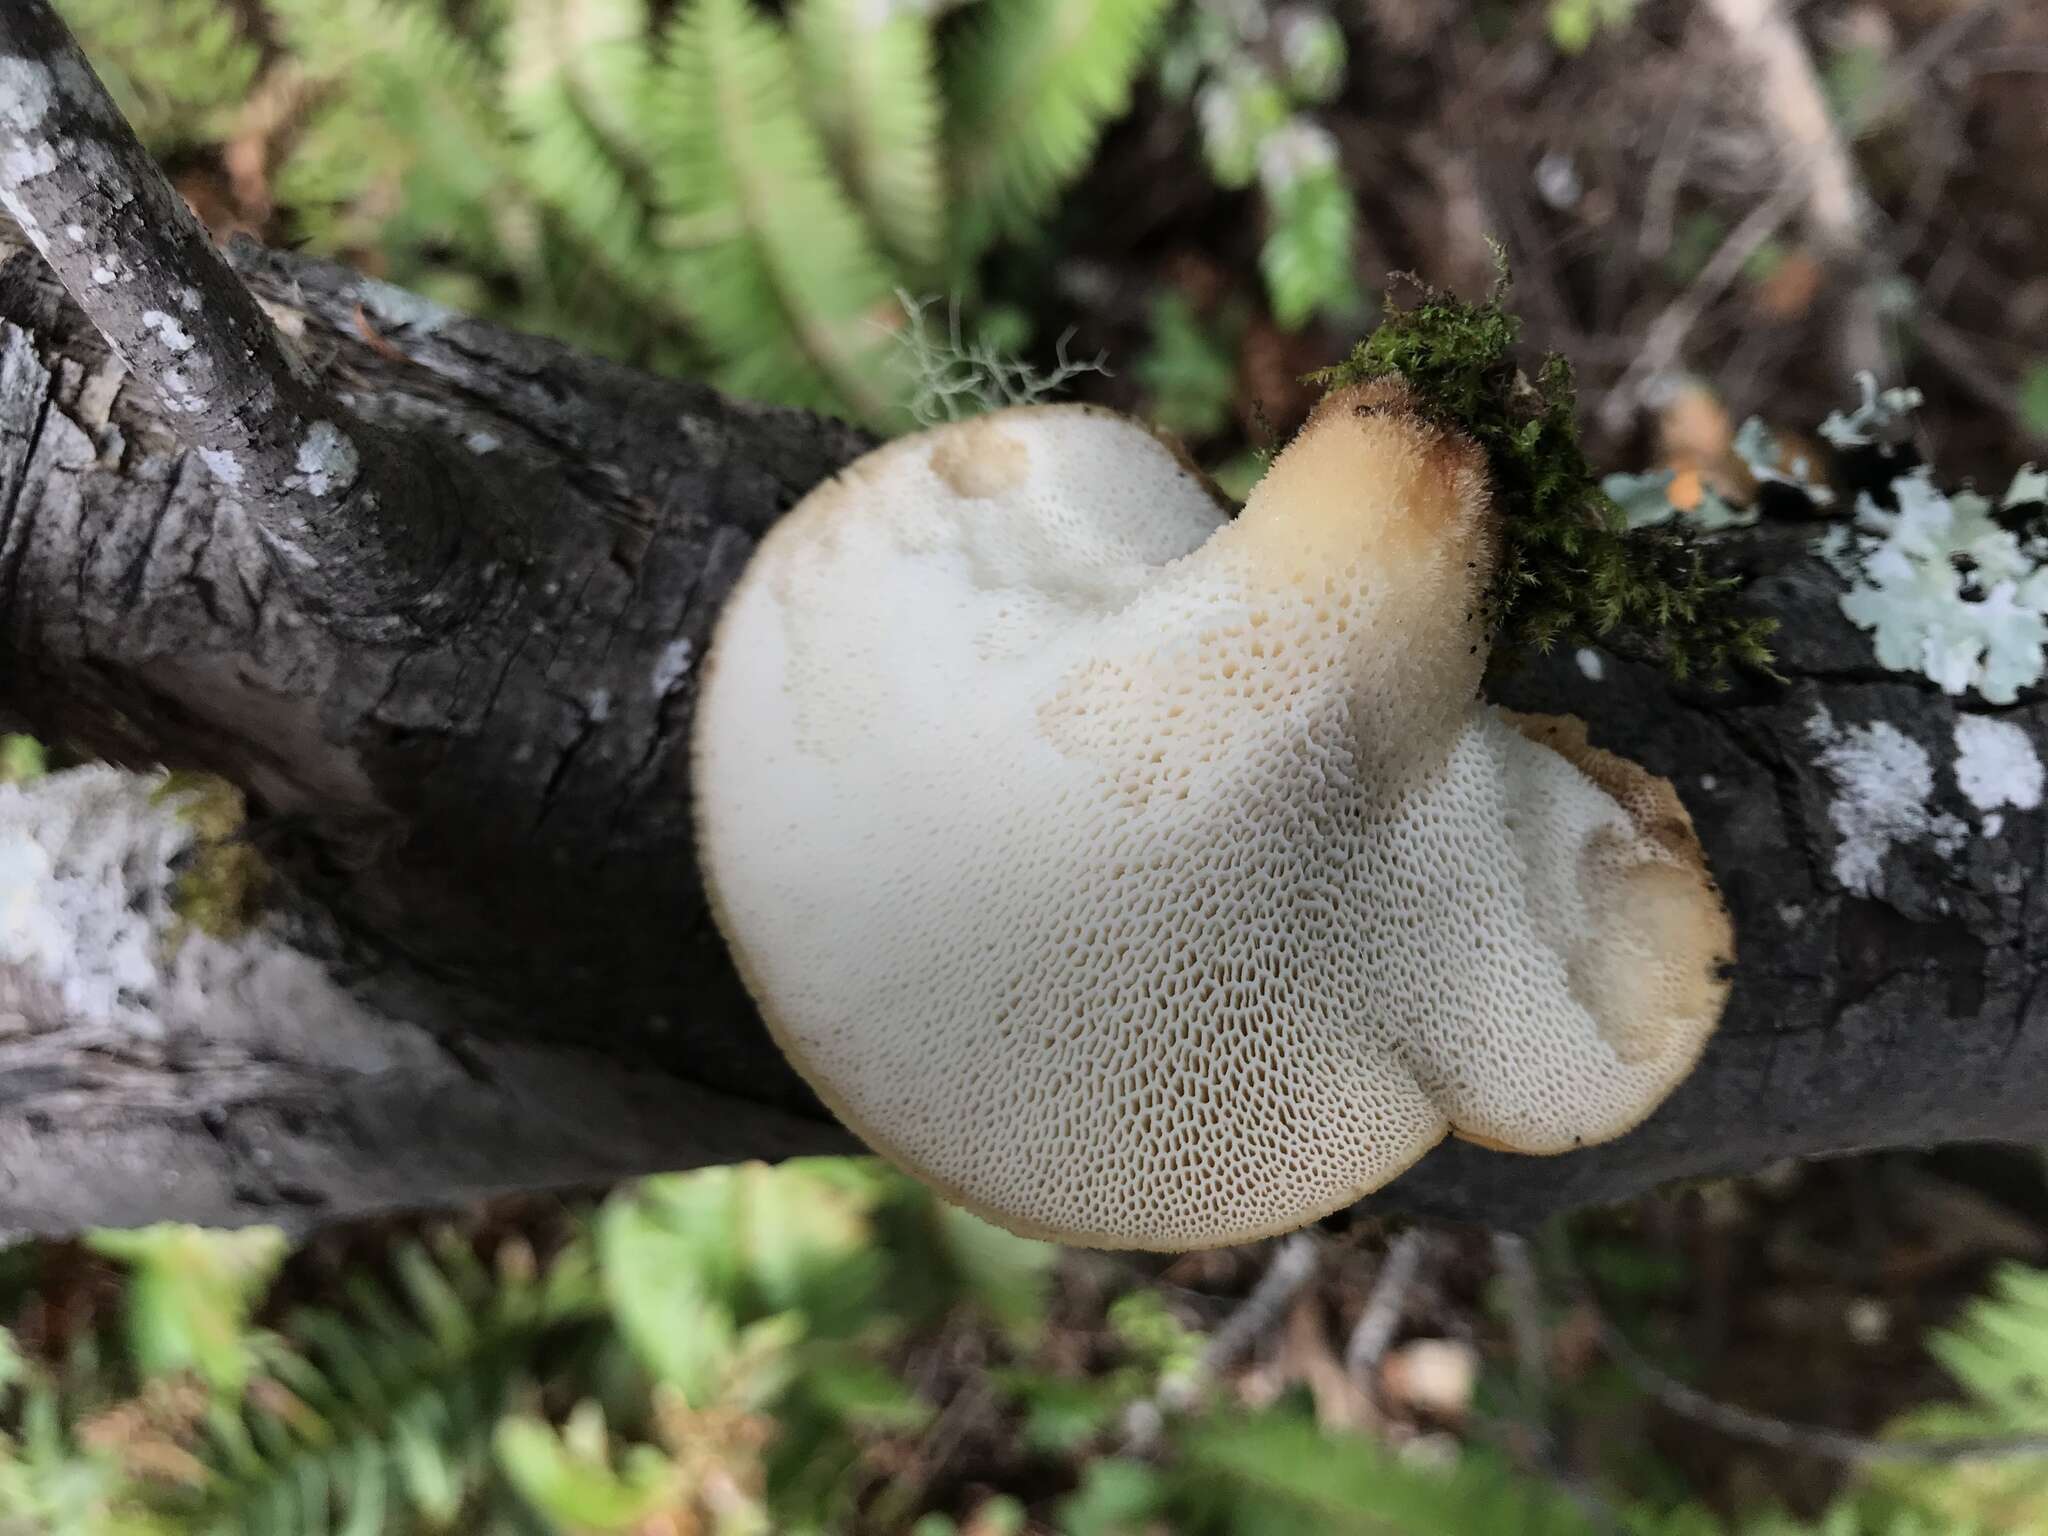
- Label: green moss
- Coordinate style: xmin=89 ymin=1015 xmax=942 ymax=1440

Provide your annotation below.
xmin=0 ymin=735 xmax=46 ymax=785
xmin=152 ymin=772 xmax=270 ymax=941
xmin=1311 ymin=279 xmax=1777 ymax=682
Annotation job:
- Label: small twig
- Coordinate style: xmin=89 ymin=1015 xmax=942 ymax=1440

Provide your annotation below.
xmin=1344 ymin=1227 xmax=1437 ymax=1389
xmin=1847 ymin=0 xmax=2012 ymax=133
xmin=1203 ymin=1232 xmax=1323 ymax=1378
xmin=1963 ymin=43 xmax=2048 ymax=77
xmin=1702 ymin=0 xmax=1864 ymax=254
xmin=1608 ymin=0 xmax=1933 ymax=432
xmin=1597 ymin=1314 xmax=2048 ymax=1464
xmin=1600 ymin=175 xmax=1807 ymax=435
xmin=1544 ymin=1237 xmax=2048 ymax=1469
xmin=1638 ymin=88 xmax=1708 ymax=263
xmin=1491 ymin=1232 xmax=1548 ymax=1413
xmin=1121 ymin=1232 xmax=1323 ymax=1453
xmin=1487 ymin=1231 xmax=1631 ymax=1536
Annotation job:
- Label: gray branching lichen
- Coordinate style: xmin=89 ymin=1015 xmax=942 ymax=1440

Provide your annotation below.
xmin=889 ymin=292 xmax=1109 ymax=428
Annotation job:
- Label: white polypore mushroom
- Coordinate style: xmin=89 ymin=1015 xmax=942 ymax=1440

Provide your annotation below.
xmin=693 ymin=380 xmax=1733 ymax=1251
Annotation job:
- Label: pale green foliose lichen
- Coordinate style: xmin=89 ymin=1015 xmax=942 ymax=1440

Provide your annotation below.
xmin=1819 ymin=372 xmax=1924 ymax=449
xmin=1733 ymin=416 xmax=1834 ymax=506
xmin=1827 ymin=463 xmax=2048 ymax=706
xmin=1756 ymin=372 xmax=2048 ymax=705
xmin=1600 ymin=468 xmax=1756 ymax=533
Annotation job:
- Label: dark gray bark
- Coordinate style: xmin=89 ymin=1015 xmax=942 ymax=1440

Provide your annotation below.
xmin=0 ymin=0 xmax=459 ymax=624
xmin=0 ymin=56 xmax=2040 ymax=1239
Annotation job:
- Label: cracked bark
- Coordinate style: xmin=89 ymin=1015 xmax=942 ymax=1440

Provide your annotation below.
xmin=0 ymin=0 xmax=461 ymax=624
xmin=0 ymin=176 xmax=2043 ymax=1238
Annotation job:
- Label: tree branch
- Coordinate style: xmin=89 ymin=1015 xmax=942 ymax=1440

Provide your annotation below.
xmin=0 ymin=0 xmax=459 ymax=625
xmin=1 ymin=225 xmax=2043 ymax=1242
xmin=0 ymin=766 xmax=842 ymax=1240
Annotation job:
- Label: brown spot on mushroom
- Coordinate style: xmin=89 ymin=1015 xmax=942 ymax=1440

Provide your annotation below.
xmin=1502 ymin=712 xmax=1718 ymax=877
xmin=1239 ymin=379 xmax=1496 ymax=577
xmin=1504 ymin=711 xmax=1734 ymax=1069
xmin=929 ymin=418 xmax=1030 ymax=498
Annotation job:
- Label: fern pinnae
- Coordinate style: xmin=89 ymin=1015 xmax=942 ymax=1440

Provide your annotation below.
xmin=52 ymin=0 xmax=259 ymax=149
xmin=179 ymin=1240 xmax=602 ymax=1535
xmin=501 ymin=0 xmax=702 ymax=350
xmin=944 ymin=0 xmax=1173 ymax=257
xmin=792 ymin=0 xmax=947 ymax=277
xmin=512 ymin=0 xmax=656 ymax=147
xmin=654 ymin=0 xmax=901 ymax=424
xmin=266 ymin=0 xmax=529 ymax=276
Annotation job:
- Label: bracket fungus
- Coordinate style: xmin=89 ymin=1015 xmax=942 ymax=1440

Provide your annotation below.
xmin=693 ymin=379 xmax=1734 ymax=1251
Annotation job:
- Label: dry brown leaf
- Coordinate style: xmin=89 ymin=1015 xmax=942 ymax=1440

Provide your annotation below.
xmin=1280 ymin=1293 xmax=1375 ymax=1431
xmin=1656 ymin=381 xmax=1755 ymax=503
xmin=1753 ymin=247 xmax=1825 ymax=321
xmin=1380 ymin=1337 xmax=1477 ymax=1423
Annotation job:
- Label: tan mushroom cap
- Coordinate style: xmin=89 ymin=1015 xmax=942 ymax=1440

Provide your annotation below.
xmin=693 ymin=382 xmax=1734 ymax=1251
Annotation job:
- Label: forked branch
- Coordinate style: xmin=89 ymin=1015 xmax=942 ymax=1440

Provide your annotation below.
xmin=0 ymin=0 xmax=459 ymax=626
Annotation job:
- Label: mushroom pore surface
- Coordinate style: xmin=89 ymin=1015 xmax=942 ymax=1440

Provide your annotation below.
xmin=693 ymin=384 xmax=1734 ymax=1251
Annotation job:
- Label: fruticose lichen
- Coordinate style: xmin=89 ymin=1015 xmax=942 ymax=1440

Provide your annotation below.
xmin=1312 ymin=282 xmax=1776 ymax=680
xmin=890 ymin=291 xmax=1109 ymax=429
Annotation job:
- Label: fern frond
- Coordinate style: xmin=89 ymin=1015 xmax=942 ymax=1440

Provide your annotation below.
xmin=1257 ymin=132 xmax=1358 ymax=329
xmin=501 ymin=0 xmax=704 ymax=355
xmin=1177 ymin=1409 xmax=1594 ymax=1536
xmin=791 ymin=0 xmax=946 ymax=276
xmin=1844 ymin=1263 xmax=2048 ymax=1535
xmin=652 ymin=0 xmax=901 ymax=424
xmin=175 ymin=1235 xmax=603 ymax=1536
xmin=506 ymin=0 xmax=656 ymax=146
xmin=945 ymin=0 xmax=1172 ymax=258
xmin=55 ymin=0 xmax=259 ymax=150
xmin=266 ymin=0 xmax=529 ymax=274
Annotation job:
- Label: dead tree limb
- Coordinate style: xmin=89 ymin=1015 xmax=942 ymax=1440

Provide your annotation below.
xmin=0 ymin=27 xmax=2043 ymax=1238
xmin=0 ymin=0 xmax=460 ymax=625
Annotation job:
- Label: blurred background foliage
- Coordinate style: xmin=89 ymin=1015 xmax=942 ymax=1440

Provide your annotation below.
xmin=49 ymin=0 xmax=1366 ymax=433
xmin=14 ymin=0 xmax=2048 ymax=1530
xmin=10 ymin=1158 xmax=2048 ymax=1535
xmin=9 ymin=1159 xmax=2048 ymax=1534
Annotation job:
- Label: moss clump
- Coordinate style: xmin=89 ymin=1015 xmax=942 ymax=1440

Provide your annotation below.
xmin=153 ymin=771 xmax=270 ymax=940
xmin=0 ymin=734 xmax=47 ymax=784
xmin=1311 ymin=280 xmax=1776 ymax=681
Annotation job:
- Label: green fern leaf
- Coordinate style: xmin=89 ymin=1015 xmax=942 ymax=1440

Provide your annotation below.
xmin=1176 ymin=1408 xmax=1595 ymax=1535
xmin=266 ymin=0 xmax=529 ymax=276
xmin=55 ymin=0 xmax=259 ymax=150
xmin=791 ymin=0 xmax=946 ymax=276
xmin=507 ymin=0 xmax=655 ymax=146
xmin=178 ymin=1235 xmax=603 ymax=1536
xmin=1258 ymin=142 xmax=1358 ymax=329
xmin=1850 ymin=1263 xmax=2048 ymax=1536
xmin=651 ymin=0 xmax=901 ymax=424
xmin=945 ymin=0 xmax=1172 ymax=258
xmin=501 ymin=0 xmax=706 ymax=358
